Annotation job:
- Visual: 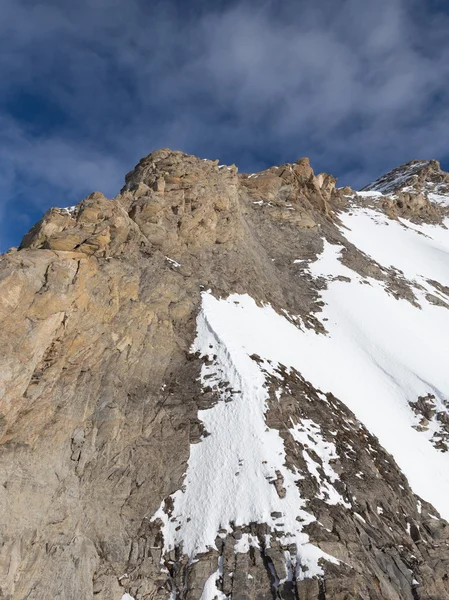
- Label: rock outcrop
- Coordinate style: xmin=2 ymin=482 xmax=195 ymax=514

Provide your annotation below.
xmin=1 ymin=149 xmax=449 ymax=600
xmin=361 ymin=159 xmax=449 ymax=221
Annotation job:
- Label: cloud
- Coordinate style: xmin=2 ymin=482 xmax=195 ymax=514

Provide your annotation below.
xmin=1 ymin=0 xmax=449 ymax=248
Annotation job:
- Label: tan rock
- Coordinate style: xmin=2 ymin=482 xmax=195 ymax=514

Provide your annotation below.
xmin=2 ymin=149 xmax=449 ymax=600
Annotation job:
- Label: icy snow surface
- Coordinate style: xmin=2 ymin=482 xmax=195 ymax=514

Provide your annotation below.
xmin=154 ymin=204 xmax=449 ymax=583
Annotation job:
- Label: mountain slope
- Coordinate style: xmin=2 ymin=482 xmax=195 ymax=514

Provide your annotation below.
xmin=361 ymin=159 xmax=449 ymax=209
xmin=0 ymin=150 xmax=449 ymax=600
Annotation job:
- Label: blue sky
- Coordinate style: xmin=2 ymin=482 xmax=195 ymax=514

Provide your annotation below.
xmin=2 ymin=0 xmax=449 ymax=251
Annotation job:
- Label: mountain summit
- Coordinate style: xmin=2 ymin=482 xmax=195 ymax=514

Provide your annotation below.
xmin=361 ymin=158 xmax=449 ymax=206
xmin=1 ymin=150 xmax=449 ymax=600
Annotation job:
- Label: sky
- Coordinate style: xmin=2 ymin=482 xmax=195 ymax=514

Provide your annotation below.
xmin=1 ymin=0 xmax=449 ymax=251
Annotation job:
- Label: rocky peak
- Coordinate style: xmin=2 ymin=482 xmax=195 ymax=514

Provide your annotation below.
xmin=19 ymin=149 xmax=242 ymax=257
xmin=359 ymin=159 xmax=449 ymax=220
xmin=119 ymin=149 xmax=236 ymax=199
xmin=18 ymin=150 xmax=340 ymax=259
xmin=361 ymin=158 xmax=449 ymax=202
xmin=239 ymin=156 xmax=340 ymax=227
xmin=361 ymin=159 xmax=436 ymax=194
xmin=120 ymin=149 xmax=241 ymax=253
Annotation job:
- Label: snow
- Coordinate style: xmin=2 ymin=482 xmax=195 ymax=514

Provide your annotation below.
xmin=234 ymin=533 xmax=260 ymax=553
xmin=295 ymin=544 xmax=338 ymax=580
xmin=121 ymin=594 xmax=135 ymax=600
xmin=60 ymin=205 xmax=76 ymax=214
xmin=152 ymin=295 xmax=340 ymax=577
xmin=300 ymin=236 xmax=449 ymax=521
xmin=340 ymin=208 xmax=449 ymax=295
xmin=200 ymin=559 xmax=226 ymax=600
xmin=165 ymin=256 xmax=181 ymax=268
xmin=356 ymin=191 xmax=384 ymax=198
xmin=428 ymin=191 xmax=449 ymax=206
xmin=252 ymin=200 xmax=272 ymax=207
xmin=290 ymin=419 xmax=350 ymax=507
xmin=359 ymin=161 xmax=449 ymax=205
xmin=153 ymin=203 xmax=449 ymax=592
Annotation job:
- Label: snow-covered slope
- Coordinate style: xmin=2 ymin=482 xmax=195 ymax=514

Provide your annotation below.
xmin=153 ymin=293 xmax=342 ymax=583
xmin=153 ymin=198 xmax=449 ymax=596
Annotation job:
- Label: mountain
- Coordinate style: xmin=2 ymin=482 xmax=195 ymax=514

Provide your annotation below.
xmin=361 ymin=159 xmax=449 ymax=207
xmin=1 ymin=149 xmax=449 ymax=600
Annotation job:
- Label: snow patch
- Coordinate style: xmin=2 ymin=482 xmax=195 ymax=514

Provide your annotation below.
xmin=290 ymin=419 xmax=350 ymax=507
xmin=60 ymin=205 xmax=76 ymax=214
xmin=165 ymin=256 xmax=181 ymax=268
xmin=152 ymin=293 xmax=338 ymax=576
xmin=356 ymin=191 xmax=384 ymax=198
xmin=200 ymin=559 xmax=226 ymax=600
xmin=428 ymin=192 xmax=449 ymax=206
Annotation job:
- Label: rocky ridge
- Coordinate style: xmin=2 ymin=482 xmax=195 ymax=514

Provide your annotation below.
xmin=360 ymin=159 xmax=449 ymax=221
xmin=0 ymin=150 xmax=449 ymax=600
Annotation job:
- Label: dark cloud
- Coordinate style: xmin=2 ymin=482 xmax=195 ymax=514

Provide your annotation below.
xmin=1 ymin=0 xmax=449 ymax=250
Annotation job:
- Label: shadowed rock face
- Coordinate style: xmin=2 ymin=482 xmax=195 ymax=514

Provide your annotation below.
xmin=1 ymin=149 xmax=449 ymax=600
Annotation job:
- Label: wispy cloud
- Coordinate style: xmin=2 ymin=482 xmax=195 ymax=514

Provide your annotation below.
xmin=2 ymin=0 xmax=449 ymax=249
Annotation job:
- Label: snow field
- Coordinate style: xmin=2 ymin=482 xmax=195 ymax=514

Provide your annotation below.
xmin=152 ymin=203 xmax=449 ymax=599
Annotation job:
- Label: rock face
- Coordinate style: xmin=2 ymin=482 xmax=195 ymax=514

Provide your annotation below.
xmin=1 ymin=150 xmax=449 ymax=600
xmin=360 ymin=159 xmax=449 ymax=221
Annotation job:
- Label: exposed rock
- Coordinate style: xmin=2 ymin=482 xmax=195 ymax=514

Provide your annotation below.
xmin=1 ymin=149 xmax=449 ymax=599
xmin=361 ymin=158 xmax=449 ymax=221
